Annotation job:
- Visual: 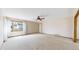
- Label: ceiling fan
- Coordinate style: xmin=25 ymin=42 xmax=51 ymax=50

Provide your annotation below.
xmin=36 ymin=16 xmax=45 ymax=21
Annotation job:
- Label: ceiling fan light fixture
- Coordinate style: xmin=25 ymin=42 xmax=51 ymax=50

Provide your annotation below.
xmin=37 ymin=16 xmax=45 ymax=21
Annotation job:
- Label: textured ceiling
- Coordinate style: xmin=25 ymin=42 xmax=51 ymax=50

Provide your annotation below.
xmin=0 ymin=8 xmax=75 ymax=20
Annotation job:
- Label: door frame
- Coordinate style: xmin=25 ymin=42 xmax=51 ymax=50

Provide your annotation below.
xmin=74 ymin=9 xmax=79 ymax=42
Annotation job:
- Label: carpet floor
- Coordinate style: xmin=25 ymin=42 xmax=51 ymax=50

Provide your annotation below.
xmin=1 ymin=34 xmax=79 ymax=50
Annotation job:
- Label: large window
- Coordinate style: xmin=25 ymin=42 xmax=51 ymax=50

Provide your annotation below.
xmin=11 ymin=21 xmax=23 ymax=32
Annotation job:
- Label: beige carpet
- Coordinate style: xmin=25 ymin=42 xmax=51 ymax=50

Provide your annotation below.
xmin=1 ymin=34 xmax=79 ymax=50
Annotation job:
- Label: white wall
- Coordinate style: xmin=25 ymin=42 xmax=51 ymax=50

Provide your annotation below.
xmin=27 ymin=21 xmax=39 ymax=34
xmin=42 ymin=16 xmax=73 ymax=38
xmin=0 ymin=17 xmax=3 ymax=47
xmin=0 ymin=9 xmax=3 ymax=47
xmin=42 ymin=9 xmax=76 ymax=39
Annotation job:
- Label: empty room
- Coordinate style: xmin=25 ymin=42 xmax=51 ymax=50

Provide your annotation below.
xmin=0 ymin=8 xmax=79 ymax=50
